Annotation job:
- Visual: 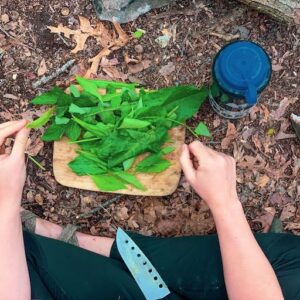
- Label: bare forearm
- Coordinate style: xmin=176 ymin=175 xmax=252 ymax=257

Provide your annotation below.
xmin=0 ymin=208 xmax=30 ymax=300
xmin=213 ymin=200 xmax=283 ymax=300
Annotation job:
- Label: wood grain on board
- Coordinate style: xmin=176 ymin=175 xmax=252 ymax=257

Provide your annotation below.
xmin=53 ymin=126 xmax=185 ymax=196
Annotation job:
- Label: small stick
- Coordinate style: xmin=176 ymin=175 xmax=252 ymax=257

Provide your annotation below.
xmin=28 ymin=155 xmax=46 ymax=171
xmin=76 ymin=195 xmax=122 ymax=219
xmin=32 ymin=59 xmax=76 ymax=88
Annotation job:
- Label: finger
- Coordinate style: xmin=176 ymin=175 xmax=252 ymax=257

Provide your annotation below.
xmin=11 ymin=127 xmax=30 ymax=159
xmin=0 ymin=120 xmax=23 ymax=129
xmin=179 ymin=144 xmax=196 ymax=182
xmin=0 ymin=120 xmax=27 ymax=146
xmin=188 ymin=141 xmax=212 ymax=164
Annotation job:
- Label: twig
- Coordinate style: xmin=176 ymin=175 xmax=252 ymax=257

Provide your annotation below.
xmin=76 ymin=195 xmax=122 ymax=219
xmin=28 ymin=155 xmax=46 ymax=171
xmin=32 ymin=59 xmax=76 ymax=88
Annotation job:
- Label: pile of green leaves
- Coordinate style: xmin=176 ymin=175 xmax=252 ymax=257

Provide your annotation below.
xmin=28 ymin=77 xmax=210 ymax=191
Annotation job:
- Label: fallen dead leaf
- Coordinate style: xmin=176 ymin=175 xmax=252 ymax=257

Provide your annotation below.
xmin=26 ymin=137 xmax=44 ymax=157
xmin=272 ymin=64 xmax=284 ymax=72
xmin=271 ymin=97 xmax=298 ymax=120
xmin=256 ymin=174 xmax=270 ymax=188
xmin=115 ymin=206 xmax=129 ymax=221
xmin=213 ymin=116 xmax=221 ymax=128
xmin=128 ymin=60 xmax=151 ymax=74
xmin=102 ymin=66 xmax=127 ymax=81
xmin=285 ymin=222 xmax=300 ymax=231
xmin=280 ymin=203 xmax=296 ymax=221
xmin=254 ymin=207 xmax=275 ymax=233
xmin=37 ymin=58 xmax=48 ymax=77
xmin=34 ymin=194 xmax=44 ymax=205
xmin=48 ymin=16 xmax=130 ymax=78
xmin=269 ymin=192 xmax=292 ymax=206
xmin=158 ymin=61 xmax=176 ymax=76
xmin=221 ymin=122 xmax=237 ymax=150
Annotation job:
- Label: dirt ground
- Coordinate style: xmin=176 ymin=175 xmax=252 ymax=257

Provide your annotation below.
xmin=0 ymin=0 xmax=299 ymax=238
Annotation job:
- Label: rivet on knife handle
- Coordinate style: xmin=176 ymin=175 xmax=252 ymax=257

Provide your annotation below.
xmin=116 ymin=228 xmax=170 ymax=300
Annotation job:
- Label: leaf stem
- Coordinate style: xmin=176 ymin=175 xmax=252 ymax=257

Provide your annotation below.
xmin=28 ymin=155 xmax=46 ymax=171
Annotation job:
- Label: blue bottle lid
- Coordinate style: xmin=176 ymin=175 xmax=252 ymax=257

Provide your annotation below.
xmin=213 ymin=41 xmax=272 ymax=105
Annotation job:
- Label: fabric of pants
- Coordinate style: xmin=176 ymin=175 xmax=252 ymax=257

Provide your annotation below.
xmin=23 ymin=230 xmax=300 ymax=300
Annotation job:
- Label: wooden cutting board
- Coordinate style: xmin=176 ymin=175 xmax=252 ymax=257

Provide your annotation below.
xmin=53 ymin=126 xmax=185 ymax=196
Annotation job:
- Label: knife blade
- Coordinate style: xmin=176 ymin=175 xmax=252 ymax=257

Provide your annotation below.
xmin=116 ymin=228 xmax=170 ymax=300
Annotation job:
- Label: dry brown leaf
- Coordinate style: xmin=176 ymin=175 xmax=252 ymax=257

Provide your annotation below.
xmin=254 ymin=207 xmax=275 ymax=233
xmin=280 ymin=203 xmax=296 ymax=221
xmin=251 ymin=134 xmax=262 ymax=151
xmin=221 ymin=122 xmax=237 ymax=149
xmin=272 ymin=64 xmax=284 ymax=72
xmin=238 ymin=154 xmax=266 ymax=171
xmin=102 ymin=66 xmax=127 ymax=81
xmin=269 ymin=192 xmax=292 ymax=206
xmin=213 ymin=116 xmax=221 ymax=128
xmin=285 ymin=222 xmax=300 ymax=231
xmin=128 ymin=60 xmax=151 ymax=74
xmin=271 ymin=97 xmax=298 ymax=120
xmin=159 ymin=61 xmax=176 ymax=76
xmin=48 ymin=16 xmax=129 ymax=78
xmin=100 ymin=57 xmax=119 ymax=67
xmin=26 ymin=137 xmax=44 ymax=157
xmin=37 ymin=58 xmax=48 ymax=76
xmin=143 ymin=205 xmax=157 ymax=224
xmin=256 ymin=174 xmax=270 ymax=188
xmin=124 ymin=53 xmax=139 ymax=64
xmin=115 ymin=206 xmax=129 ymax=221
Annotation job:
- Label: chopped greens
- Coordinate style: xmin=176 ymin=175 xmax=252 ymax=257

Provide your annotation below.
xmin=28 ymin=77 xmax=209 ymax=191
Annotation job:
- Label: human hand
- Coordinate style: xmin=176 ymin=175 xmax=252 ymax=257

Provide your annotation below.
xmin=180 ymin=141 xmax=239 ymax=214
xmin=0 ymin=120 xmax=30 ymax=213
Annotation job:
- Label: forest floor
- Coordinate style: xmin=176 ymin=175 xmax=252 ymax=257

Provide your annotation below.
xmin=0 ymin=0 xmax=299 ymax=237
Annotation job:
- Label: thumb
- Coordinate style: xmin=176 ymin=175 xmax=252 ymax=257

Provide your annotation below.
xmin=11 ymin=127 xmax=30 ymax=159
xmin=179 ymin=144 xmax=196 ymax=183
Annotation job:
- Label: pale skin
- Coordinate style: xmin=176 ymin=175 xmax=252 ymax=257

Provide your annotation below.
xmin=0 ymin=120 xmax=283 ymax=300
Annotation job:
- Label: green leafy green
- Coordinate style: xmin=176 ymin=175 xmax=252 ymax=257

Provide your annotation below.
xmin=194 ymin=122 xmax=211 ymax=137
xmin=136 ymin=153 xmax=170 ymax=173
xmin=92 ymin=174 xmax=126 ymax=191
xmin=42 ymin=123 xmax=66 ymax=141
xmin=29 ymin=77 xmax=209 ymax=191
xmin=26 ymin=108 xmax=55 ymax=129
xmin=68 ymin=155 xmax=105 ymax=175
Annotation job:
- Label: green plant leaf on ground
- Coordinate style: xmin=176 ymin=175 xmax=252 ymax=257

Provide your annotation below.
xmin=69 ymin=103 xmax=92 ymax=114
xmin=194 ymin=122 xmax=212 ymax=137
xmin=123 ymin=157 xmax=136 ymax=171
xmin=133 ymin=28 xmax=145 ymax=39
xmin=92 ymin=174 xmax=126 ymax=191
xmin=26 ymin=107 xmax=55 ymax=129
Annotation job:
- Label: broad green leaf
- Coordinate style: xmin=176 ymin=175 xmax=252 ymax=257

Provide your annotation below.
xmin=69 ymin=103 xmax=92 ymax=114
xmin=73 ymin=116 xmax=112 ymax=138
xmin=119 ymin=118 xmax=151 ymax=129
xmin=68 ymin=155 xmax=105 ymax=175
xmin=41 ymin=123 xmax=66 ymax=141
xmin=76 ymin=76 xmax=102 ymax=101
xmin=70 ymin=85 xmax=80 ymax=97
xmin=133 ymin=28 xmax=145 ymax=39
xmin=136 ymin=154 xmax=170 ymax=173
xmin=92 ymin=174 xmax=126 ymax=191
xmin=31 ymin=87 xmax=64 ymax=105
xmin=161 ymin=146 xmax=175 ymax=155
xmin=77 ymin=150 xmax=106 ymax=168
xmin=91 ymin=78 xmax=136 ymax=89
xmin=26 ymin=108 xmax=55 ymax=129
xmin=210 ymin=82 xmax=220 ymax=98
xmin=115 ymin=171 xmax=146 ymax=191
xmin=123 ymin=157 xmax=136 ymax=171
xmin=65 ymin=120 xmax=81 ymax=141
xmin=194 ymin=122 xmax=211 ymax=137
xmin=55 ymin=116 xmax=70 ymax=125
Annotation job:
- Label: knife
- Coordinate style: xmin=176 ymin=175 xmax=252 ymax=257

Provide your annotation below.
xmin=116 ymin=228 xmax=170 ymax=300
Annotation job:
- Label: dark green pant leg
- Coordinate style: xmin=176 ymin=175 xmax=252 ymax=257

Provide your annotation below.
xmin=24 ymin=231 xmax=147 ymax=300
xmin=255 ymin=233 xmax=300 ymax=300
xmin=110 ymin=232 xmax=300 ymax=300
xmin=110 ymin=233 xmax=226 ymax=300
